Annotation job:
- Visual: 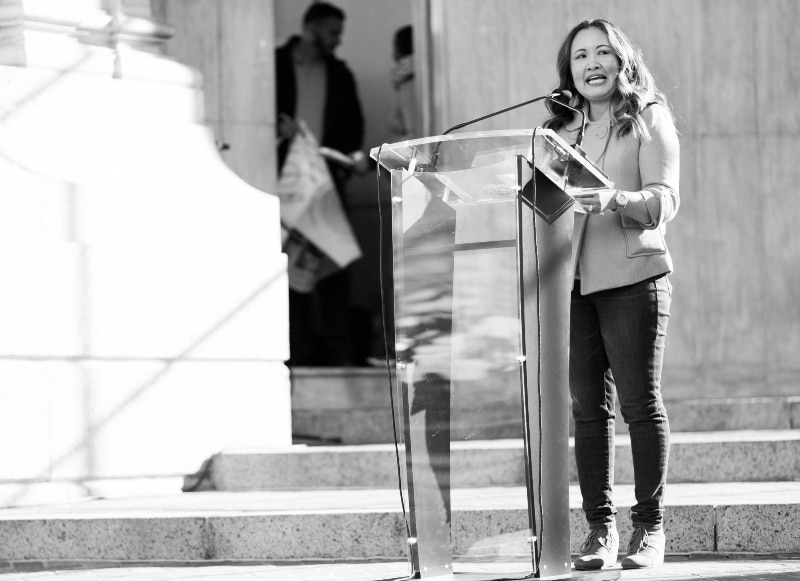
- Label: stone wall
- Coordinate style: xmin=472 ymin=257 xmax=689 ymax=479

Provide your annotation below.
xmin=151 ymin=0 xmax=277 ymax=195
xmin=0 ymin=0 xmax=290 ymax=505
xmin=422 ymin=0 xmax=800 ymax=398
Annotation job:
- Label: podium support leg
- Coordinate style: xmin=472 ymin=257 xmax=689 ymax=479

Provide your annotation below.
xmin=518 ymin=159 xmax=574 ymax=579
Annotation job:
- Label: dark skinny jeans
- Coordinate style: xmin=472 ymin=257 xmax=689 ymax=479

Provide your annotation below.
xmin=570 ymin=275 xmax=671 ymax=529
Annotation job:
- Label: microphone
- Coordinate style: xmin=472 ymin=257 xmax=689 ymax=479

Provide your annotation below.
xmin=428 ymin=90 xmax=571 ymax=170
xmin=549 ymin=89 xmax=586 ymax=149
xmin=442 ymin=90 xmax=570 ymax=135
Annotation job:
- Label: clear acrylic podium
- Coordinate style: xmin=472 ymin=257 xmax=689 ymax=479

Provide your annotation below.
xmin=371 ymin=129 xmax=620 ymax=581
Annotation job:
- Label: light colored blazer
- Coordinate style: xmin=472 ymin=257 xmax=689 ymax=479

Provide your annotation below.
xmin=560 ymin=104 xmax=680 ymax=295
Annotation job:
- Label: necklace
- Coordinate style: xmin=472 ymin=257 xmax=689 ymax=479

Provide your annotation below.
xmin=586 ymin=118 xmax=611 ymax=139
xmin=595 ymin=123 xmax=613 ymax=170
xmin=593 ymin=122 xmax=609 ymax=139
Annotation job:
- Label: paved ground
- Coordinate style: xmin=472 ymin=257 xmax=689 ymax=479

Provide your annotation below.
xmin=1 ymin=555 xmax=800 ymax=581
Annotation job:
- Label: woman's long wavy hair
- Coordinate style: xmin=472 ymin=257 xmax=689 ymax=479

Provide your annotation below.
xmin=544 ymin=19 xmax=674 ymax=141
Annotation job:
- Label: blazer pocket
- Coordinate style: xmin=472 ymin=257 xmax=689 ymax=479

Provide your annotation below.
xmin=621 ymin=215 xmax=666 ymax=257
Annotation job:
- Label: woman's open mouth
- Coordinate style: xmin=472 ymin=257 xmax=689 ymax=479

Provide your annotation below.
xmin=586 ymin=74 xmax=607 ymax=85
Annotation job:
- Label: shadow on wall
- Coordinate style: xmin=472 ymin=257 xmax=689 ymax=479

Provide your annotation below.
xmin=0 ymin=265 xmax=286 ymax=507
xmin=0 ymin=31 xmax=291 ymax=505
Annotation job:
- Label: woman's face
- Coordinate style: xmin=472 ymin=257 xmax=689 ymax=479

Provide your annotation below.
xmin=570 ymin=26 xmax=620 ymax=110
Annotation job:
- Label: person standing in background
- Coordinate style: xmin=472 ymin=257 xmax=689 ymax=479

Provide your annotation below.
xmin=367 ymin=24 xmax=419 ymax=368
xmin=386 ymin=25 xmax=418 ymax=142
xmin=275 ymin=2 xmax=366 ymax=366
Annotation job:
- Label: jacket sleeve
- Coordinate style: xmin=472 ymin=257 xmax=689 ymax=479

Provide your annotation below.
xmin=634 ymin=104 xmax=680 ymax=229
xmin=275 ymin=44 xmax=296 ymax=173
xmin=324 ymin=62 xmax=364 ymax=155
xmin=340 ymin=66 xmax=364 ymax=152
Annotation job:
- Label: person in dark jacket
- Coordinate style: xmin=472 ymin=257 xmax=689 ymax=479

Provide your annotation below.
xmin=276 ymin=2 xmax=366 ymax=367
xmin=275 ymin=2 xmax=364 ymax=192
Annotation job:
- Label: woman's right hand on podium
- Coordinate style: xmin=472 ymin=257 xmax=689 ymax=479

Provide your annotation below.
xmin=574 ymin=188 xmax=616 ymax=214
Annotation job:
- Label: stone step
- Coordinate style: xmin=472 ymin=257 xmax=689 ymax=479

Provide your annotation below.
xmin=210 ymin=430 xmax=800 ymax=491
xmin=290 ymin=368 xmax=800 ymax=444
xmin=0 ymin=483 xmax=797 ymax=561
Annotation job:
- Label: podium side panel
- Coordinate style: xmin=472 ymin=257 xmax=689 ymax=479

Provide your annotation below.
xmin=520 ymin=166 xmax=574 ymax=578
xmin=382 ymin=134 xmax=548 ymax=579
xmin=393 ymin=170 xmax=453 ymax=577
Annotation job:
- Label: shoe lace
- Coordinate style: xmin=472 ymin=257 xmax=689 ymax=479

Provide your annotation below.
xmin=582 ymin=528 xmax=614 ymax=552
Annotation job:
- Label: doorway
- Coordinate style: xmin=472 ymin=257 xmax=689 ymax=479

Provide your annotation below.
xmin=275 ymin=0 xmax=413 ymax=365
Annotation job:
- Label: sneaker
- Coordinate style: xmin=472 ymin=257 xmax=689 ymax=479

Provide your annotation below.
xmin=574 ymin=526 xmax=619 ymax=570
xmin=621 ymin=526 xmax=665 ymax=569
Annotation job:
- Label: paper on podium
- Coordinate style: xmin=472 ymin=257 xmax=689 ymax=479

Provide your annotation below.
xmin=532 ymin=127 xmax=614 ymax=195
xmin=411 ymin=157 xmax=519 ymax=203
xmin=371 ymin=128 xmax=613 ymax=202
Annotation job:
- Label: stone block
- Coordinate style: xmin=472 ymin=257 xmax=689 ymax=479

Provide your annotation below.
xmin=212 ymin=445 xmax=401 ymax=491
xmin=217 ymin=121 xmax=276 ymax=195
xmin=289 ymin=370 xmax=799 ymax=446
xmin=790 ymin=397 xmax=800 ymax=429
xmin=717 ymin=504 xmax=800 ymax=553
xmin=0 ymin=483 xmax=91 ymax=510
xmin=292 ymin=408 xmax=394 ymax=445
xmin=291 ymin=402 xmax=525 ymax=446
xmin=0 ymin=244 xmax=83 ymax=358
xmin=83 ymin=246 xmax=287 ymax=361
xmin=212 ymin=430 xmax=800 ymax=492
xmin=666 ymin=398 xmax=792 ymax=432
xmin=86 ymin=359 xmax=291 ymax=477
xmin=208 ymin=513 xmax=408 ymax=560
xmin=452 ymin=442 xmax=527 ymax=488
xmin=451 ymin=509 xmax=532 ymax=559
xmin=0 ymin=517 xmax=208 ymax=561
xmin=0 ymin=361 xmax=87 ymax=481
xmin=0 ymin=162 xmax=73 ymax=244
xmin=290 ymin=368 xmax=396 ymax=410
xmin=667 ymin=434 xmax=800 ymax=483
xmin=0 ymin=482 xmax=795 ymax=560
xmin=214 ymin=441 xmax=529 ymax=491
xmin=0 ymin=242 xmax=289 ymax=362
xmin=0 ymin=359 xmax=290 ymax=483
xmin=0 ymin=63 xmax=291 ymax=489
xmin=0 ymin=67 xmax=288 ymax=362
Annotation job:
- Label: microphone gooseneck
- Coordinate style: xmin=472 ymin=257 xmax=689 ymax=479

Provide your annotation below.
xmin=550 ymin=89 xmax=587 ymax=149
xmin=442 ymin=90 xmax=569 ymax=135
xmin=431 ymin=90 xmax=574 ymax=170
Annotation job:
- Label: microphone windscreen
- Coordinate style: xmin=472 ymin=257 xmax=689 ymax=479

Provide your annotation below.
xmin=556 ymin=89 xmax=572 ymax=102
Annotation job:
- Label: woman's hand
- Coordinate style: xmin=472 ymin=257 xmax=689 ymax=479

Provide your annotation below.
xmin=573 ymin=188 xmax=617 ymax=214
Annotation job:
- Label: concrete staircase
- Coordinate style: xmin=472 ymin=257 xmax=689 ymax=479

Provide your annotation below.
xmin=289 ymin=368 xmax=800 ymax=444
xmin=0 ymin=367 xmax=798 ymax=563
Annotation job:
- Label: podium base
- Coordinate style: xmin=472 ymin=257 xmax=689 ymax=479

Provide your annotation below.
xmin=388 ymin=567 xmax=622 ymax=581
xmin=566 ymin=569 xmax=622 ymax=580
